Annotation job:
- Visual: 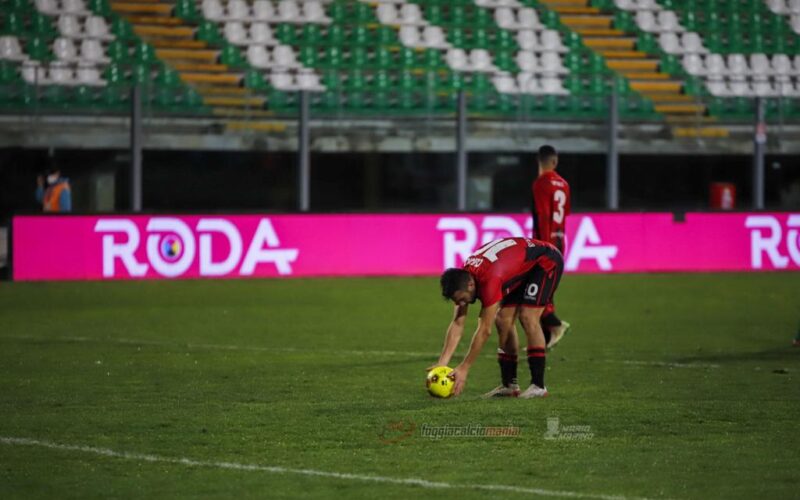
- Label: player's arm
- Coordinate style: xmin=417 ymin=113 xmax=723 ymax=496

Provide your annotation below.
xmin=431 ymin=304 xmax=468 ymax=368
xmin=533 ymin=181 xmax=553 ymax=242
xmin=451 ymin=302 xmax=500 ymax=395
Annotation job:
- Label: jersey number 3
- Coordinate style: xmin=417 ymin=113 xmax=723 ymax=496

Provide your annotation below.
xmin=553 ymin=190 xmax=567 ymax=224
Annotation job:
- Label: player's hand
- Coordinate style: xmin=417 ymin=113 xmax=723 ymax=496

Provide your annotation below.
xmin=450 ymin=365 xmax=468 ymax=396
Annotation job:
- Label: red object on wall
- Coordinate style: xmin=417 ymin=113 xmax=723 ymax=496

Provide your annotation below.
xmin=710 ymin=183 xmax=736 ymax=210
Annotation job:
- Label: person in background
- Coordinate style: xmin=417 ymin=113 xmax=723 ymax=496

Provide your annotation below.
xmin=36 ymin=166 xmax=72 ymax=213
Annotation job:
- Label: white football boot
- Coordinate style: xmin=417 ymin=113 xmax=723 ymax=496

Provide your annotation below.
xmin=482 ymin=383 xmax=521 ymax=398
xmin=547 ymin=320 xmax=570 ymax=349
xmin=519 ymin=384 xmax=548 ymax=399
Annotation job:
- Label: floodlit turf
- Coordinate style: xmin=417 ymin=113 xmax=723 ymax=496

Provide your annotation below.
xmin=0 ymin=273 xmax=799 ymax=499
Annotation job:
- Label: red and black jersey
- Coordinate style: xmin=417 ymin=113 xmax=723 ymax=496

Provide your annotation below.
xmin=463 ymin=237 xmax=561 ymax=307
xmin=532 ymin=170 xmax=571 ymax=253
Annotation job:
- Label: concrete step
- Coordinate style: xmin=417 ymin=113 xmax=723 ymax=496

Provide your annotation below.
xmin=655 ymin=103 xmax=707 ymax=114
xmin=149 ymin=39 xmax=207 ymax=49
xmin=181 ymin=72 xmax=242 ymax=85
xmin=134 ymin=25 xmax=195 ymax=38
xmin=552 ymin=6 xmax=601 ymax=14
xmin=598 ymin=50 xmax=648 ymax=59
xmin=620 ymin=71 xmax=671 ymax=80
xmin=156 ymin=48 xmax=219 ymax=62
xmin=631 ymin=81 xmax=683 ymax=93
xmin=195 ymin=86 xmax=250 ymax=96
xmin=606 ymin=59 xmax=659 ymax=71
xmin=111 ymin=2 xmax=173 ymax=14
xmin=559 ymin=15 xmax=613 ymax=28
xmin=583 ymin=37 xmax=637 ymax=50
xmin=645 ymin=93 xmax=696 ymax=102
xmin=171 ymin=62 xmax=229 ymax=72
xmin=225 ymin=120 xmax=288 ymax=132
xmin=538 ymin=0 xmax=590 ymax=5
xmin=203 ymin=96 xmax=266 ymax=107
xmin=573 ymin=27 xmax=625 ymax=36
xmin=212 ymin=108 xmax=278 ymax=118
xmin=124 ymin=15 xmax=184 ymax=26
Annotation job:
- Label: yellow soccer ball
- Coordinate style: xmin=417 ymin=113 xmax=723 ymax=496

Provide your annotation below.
xmin=426 ymin=366 xmax=454 ymax=398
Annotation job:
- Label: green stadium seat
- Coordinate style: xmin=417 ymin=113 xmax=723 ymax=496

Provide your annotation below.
xmin=111 ymin=16 xmax=135 ymax=41
xmin=155 ymin=66 xmax=181 ymax=88
xmin=299 ymin=45 xmax=318 ymax=66
xmin=1 ymin=12 xmax=24 ymax=37
xmin=244 ymin=69 xmax=268 ymax=91
xmin=349 ymin=46 xmax=368 ymax=68
xmin=219 ymin=45 xmax=245 ymax=67
xmin=0 ymin=62 xmax=18 ymax=84
xmin=374 ymin=46 xmax=394 ymax=69
xmin=376 ymin=26 xmax=395 ymax=46
xmin=73 ymin=85 xmax=95 ymax=108
xmin=323 ymin=45 xmax=342 ymax=69
xmin=27 ymin=37 xmax=52 ymax=61
xmin=276 ymin=24 xmax=296 ymax=45
xmin=301 ymin=24 xmax=322 ymax=45
xmin=324 ymin=25 xmax=344 ymax=46
xmin=134 ymin=42 xmax=156 ymax=65
xmin=174 ymin=0 xmax=199 ymax=23
xmin=31 ymin=11 xmax=58 ymax=38
xmin=88 ymin=0 xmax=111 ymax=17
xmin=104 ymin=64 xmax=125 ymax=86
xmin=107 ymin=39 xmax=131 ymax=65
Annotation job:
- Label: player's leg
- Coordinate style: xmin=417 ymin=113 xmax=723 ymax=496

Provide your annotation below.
xmin=518 ymin=256 xmax=563 ymax=398
xmin=544 ymin=302 xmax=570 ymax=349
xmin=484 ymin=306 xmax=521 ymax=398
xmin=519 ymin=305 xmax=548 ymax=398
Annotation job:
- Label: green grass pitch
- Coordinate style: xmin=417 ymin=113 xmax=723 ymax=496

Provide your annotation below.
xmin=1 ymin=273 xmax=798 ymax=499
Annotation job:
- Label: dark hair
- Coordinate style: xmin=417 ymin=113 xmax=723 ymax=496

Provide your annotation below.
xmin=538 ymin=145 xmax=558 ymax=164
xmin=440 ymin=268 xmax=471 ymax=300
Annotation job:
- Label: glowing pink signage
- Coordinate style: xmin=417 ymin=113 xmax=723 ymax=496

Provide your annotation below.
xmin=11 ymin=213 xmax=800 ymax=281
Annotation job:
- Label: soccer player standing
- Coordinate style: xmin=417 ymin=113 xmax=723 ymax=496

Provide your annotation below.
xmin=433 ymin=237 xmax=564 ymax=398
xmin=531 ymin=145 xmax=570 ymax=348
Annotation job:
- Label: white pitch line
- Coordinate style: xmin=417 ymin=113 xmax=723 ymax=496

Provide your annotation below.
xmin=0 ymin=334 xmax=719 ymax=369
xmin=0 ymin=436 xmax=660 ymax=500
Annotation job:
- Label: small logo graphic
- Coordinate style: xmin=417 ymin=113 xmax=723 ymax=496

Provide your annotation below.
xmin=160 ymin=235 xmax=183 ymax=261
xmin=544 ymin=417 xmax=594 ymax=441
xmin=378 ymin=420 xmax=416 ymax=445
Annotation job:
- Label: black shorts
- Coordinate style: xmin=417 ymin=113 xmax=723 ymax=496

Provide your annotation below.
xmin=501 ymin=260 xmax=563 ymax=309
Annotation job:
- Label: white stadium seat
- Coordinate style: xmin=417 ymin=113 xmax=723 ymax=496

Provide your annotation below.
xmin=0 ymin=36 xmax=27 ymax=61
xmin=296 ymin=69 xmax=325 ymax=91
xmin=540 ymin=52 xmax=567 ymax=74
xmin=272 ymin=44 xmax=298 ymax=67
xmin=252 ymin=0 xmax=275 ymax=21
xmin=224 ymin=21 xmax=247 ymax=45
xmin=705 ymin=53 xmax=727 ymax=77
xmin=541 ymin=76 xmax=567 ymax=94
xmin=515 ymin=51 xmax=538 ymax=72
xmin=446 ymin=48 xmax=468 ymax=71
xmin=53 ymin=37 xmax=78 ymax=62
xmin=399 ymin=25 xmax=420 ymax=47
xmin=80 ymin=38 xmax=107 ymax=63
xmin=635 ymin=11 xmax=656 ymax=31
xmin=399 ymin=4 xmax=423 ymax=24
xmin=76 ymin=62 xmax=104 ymax=86
xmin=492 ymin=73 xmax=518 ymax=94
xmin=227 ymin=0 xmax=251 ymax=21
xmin=376 ymin=4 xmax=398 ymax=24
xmin=247 ymin=45 xmax=270 ymax=68
xmin=202 ymin=0 xmax=224 ymax=21
xmin=540 ymin=30 xmax=566 ymax=52
xmin=681 ymin=32 xmax=706 ymax=53
xmin=303 ymin=1 xmax=330 ymax=23
xmin=270 ymin=70 xmax=295 ymax=90
xmin=423 ymin=26 xmax=448 ymax=48
xmin=469 ymin=49 xmax=494 ymax=72
xmin=85 ymin=16 xmax=113 ymax=40
xmin=22 ymin=61 xmax=48 ymax=84
xmin=35 ymin=0 xmax=59 ymax=15
xmin=659 ymin=32 xmax=681 ymax=54
xmin=58 ymin=15 xmax=82 ymax=38
xmin=517 ymin=30 xmax=539 ymax=51
xmin=250 ymin=23 xmax=277 ymax=45
xmin=48 ymin=61 xmax=74 ymax=85
xmin=682 ymin=53 xmax=704 ymax=75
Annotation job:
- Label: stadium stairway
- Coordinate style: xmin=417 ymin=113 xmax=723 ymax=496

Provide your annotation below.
xmin=538 ymin=0 xmax=706 ymax=119
xmin=109 ymin=0 xmax=269 ymax=116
